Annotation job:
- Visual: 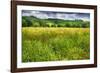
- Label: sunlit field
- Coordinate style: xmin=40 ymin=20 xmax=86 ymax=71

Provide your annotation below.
xmin=22 ymin=27 xmax=90 ymax=62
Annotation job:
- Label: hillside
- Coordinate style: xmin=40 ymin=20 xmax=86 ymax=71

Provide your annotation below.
xmin=22 ymin=16 xmax=90 ymax=28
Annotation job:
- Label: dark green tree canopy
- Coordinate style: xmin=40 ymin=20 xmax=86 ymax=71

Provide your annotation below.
xmin=22 ymin=16 xmax=90 ymax=28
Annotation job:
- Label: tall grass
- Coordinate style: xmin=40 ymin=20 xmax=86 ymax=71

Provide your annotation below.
xmin=22 ymin=27 xmax=90 ymax=62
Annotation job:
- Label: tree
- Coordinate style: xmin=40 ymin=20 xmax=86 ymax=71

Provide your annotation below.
xmin=32 ymin=22 xmax=40 ymax=27
xmin=81 ymin=21 xmax=90 ymax=28
xmin=22 ymin=19 xmax=27 ymax=27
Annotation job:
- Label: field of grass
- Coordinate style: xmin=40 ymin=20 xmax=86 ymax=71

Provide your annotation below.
xmin=22 ymin=27 xmax=90 ymax=62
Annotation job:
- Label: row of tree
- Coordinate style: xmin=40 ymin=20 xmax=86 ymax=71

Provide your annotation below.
xmin=22 ymin=16 xmax=90 ymax=28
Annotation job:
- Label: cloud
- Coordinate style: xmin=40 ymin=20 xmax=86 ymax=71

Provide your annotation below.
xmin=22 ymin=10 xmax=90 ymax=21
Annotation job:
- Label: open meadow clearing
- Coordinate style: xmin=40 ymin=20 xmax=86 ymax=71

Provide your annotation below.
xmin=22 ymin=27 xmax=90 ymax=62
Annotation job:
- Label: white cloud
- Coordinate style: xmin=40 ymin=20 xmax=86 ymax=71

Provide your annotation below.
xmin=22 ymin=10 xmax=90 ymax=21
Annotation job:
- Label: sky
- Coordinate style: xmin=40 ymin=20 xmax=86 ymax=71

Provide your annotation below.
xmin=22 ymin=10 xmax=90 ymax=21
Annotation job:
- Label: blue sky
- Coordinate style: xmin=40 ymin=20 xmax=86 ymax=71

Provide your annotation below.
xmin=22 ymin=10 xmax=90 ymax=21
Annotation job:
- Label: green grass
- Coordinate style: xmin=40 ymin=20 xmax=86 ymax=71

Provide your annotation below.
xmin=22 ymin=27 xmax=90 ymax=62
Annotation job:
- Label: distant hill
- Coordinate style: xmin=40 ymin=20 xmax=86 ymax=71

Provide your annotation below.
xmin=22 ymin=16 xmax=90 ymax=28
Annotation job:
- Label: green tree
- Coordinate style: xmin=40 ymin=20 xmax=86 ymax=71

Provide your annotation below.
xmin=22 ymin=19 xmax=27 ymax=27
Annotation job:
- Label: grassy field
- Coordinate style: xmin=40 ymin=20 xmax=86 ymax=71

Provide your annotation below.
xmin=22 ymin=27 xmax=90 ymax=62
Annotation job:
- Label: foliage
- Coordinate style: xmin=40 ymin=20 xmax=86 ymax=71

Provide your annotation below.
xmin=22 ymin=16 xmax=90 ymax=28
xmin=22 ymin=27 xmax=90 ymax=62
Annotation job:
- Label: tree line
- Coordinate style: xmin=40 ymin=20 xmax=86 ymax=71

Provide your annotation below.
xmin=22 ymin=16 xmax=90 ymax=28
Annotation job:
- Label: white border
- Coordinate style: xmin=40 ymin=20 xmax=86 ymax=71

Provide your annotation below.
xmin=17 ymin=5 xmax=94 ymax=68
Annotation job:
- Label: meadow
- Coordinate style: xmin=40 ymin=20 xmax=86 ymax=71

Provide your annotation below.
xmin=22 ymin=27 xmax=90 ymax=62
